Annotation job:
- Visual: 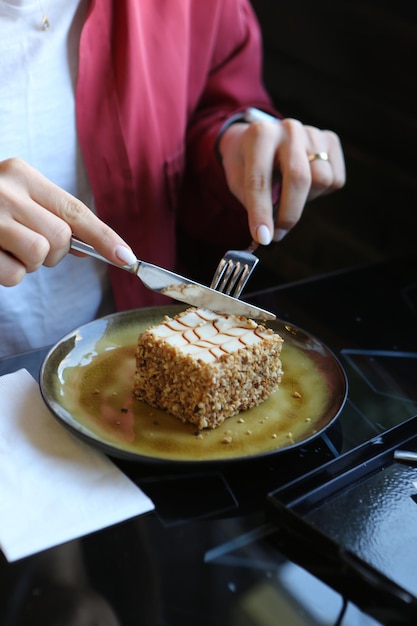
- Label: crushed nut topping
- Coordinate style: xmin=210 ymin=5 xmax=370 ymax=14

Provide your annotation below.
xmin=133 ymin=307 xmax=283 ymax=431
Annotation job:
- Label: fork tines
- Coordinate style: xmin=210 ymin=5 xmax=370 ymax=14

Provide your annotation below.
xmin=210 ymin=251 xmax=259 ymax=298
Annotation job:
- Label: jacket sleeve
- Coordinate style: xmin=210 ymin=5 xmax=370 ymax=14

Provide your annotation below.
xmin=178 ymin=0 xmax=280 ymax=253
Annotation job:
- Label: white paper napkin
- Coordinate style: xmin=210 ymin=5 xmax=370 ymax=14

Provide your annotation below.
xmin=0 ymin=369 xmax=154 ymax=562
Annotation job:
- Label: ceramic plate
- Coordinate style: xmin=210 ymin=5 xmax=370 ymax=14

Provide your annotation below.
xmin=39 ymin=305 xmax=347 ymax=464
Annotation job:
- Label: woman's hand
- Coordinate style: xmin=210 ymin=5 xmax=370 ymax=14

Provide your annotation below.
xmin=0 ymin=158 xmax=136 ymax=286
xmin=218 ymin=117 xmax=346 ymax=245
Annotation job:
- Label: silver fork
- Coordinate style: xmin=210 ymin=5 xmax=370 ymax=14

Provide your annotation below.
xmin=210 ymin=203 xmax=278 ymax=298
xmin=210 ymin=240 xmax=261 ymax=298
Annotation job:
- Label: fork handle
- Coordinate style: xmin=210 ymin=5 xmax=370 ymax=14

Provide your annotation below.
xmin=245 ymin=239 xmax=260 ymax=254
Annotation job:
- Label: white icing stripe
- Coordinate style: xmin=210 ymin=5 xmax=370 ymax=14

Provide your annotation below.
xmin=151 ymin=309 xmax=274 ymax=363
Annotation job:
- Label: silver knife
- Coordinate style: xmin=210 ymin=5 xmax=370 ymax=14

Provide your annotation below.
xmin=70 ymin=237 xmax=276 ymax=321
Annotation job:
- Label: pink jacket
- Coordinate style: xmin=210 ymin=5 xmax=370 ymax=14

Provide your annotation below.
xmin=77 ymin=0 xmax=274 ymax=310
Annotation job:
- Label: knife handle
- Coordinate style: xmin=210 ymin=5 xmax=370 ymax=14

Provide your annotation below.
xmin=70 ymin=237 xmax=138 ymax=273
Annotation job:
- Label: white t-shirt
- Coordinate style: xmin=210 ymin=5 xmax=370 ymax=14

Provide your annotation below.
xmin=0 ymin=0 xmax=114 ymax=358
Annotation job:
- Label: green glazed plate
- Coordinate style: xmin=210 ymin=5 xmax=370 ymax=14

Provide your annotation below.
xmin=39 ymin=305 xmax=347 ymax=464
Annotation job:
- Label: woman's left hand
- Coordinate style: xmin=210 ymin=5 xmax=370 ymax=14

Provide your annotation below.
xmin=218 ymin=117 xmax=346 ymax=245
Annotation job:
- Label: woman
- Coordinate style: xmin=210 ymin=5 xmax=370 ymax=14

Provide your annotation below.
xmin=0 ymin=0 xmax=345 ymax=356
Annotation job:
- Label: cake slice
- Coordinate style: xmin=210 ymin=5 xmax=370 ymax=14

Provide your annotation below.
xmin=133 ymin=308 xmax=283 ymax=430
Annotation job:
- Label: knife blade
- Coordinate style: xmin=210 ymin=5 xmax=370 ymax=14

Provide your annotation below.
xmin=70 ymin=237 xmax=276 ymax=321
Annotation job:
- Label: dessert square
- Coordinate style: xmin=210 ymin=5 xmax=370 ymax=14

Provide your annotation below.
xmin=133 ymin=308 xmax=283 ymax=429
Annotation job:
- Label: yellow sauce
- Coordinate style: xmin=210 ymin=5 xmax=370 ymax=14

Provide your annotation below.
xmin=56 ymin=340 xmax=330 ymax=462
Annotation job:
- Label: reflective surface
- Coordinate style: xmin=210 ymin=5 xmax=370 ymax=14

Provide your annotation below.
xmin=39 ymin=306 xmax=347 ymax=463
xmin=1 ymin=253 xmax=417 ymax=626
xmin=306 ymin=462 xmax=417 ymax=599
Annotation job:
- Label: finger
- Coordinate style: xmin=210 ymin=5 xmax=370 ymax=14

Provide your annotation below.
xmin=0 ymin=193 xmax=74 ymax=267
xmin=240 ymin=122 xmax=279 ymax=244
xmin=0 ymin=205 xmax=59 ymax=268
xmin=307 ymin=153 xmax=334 ymax=198
xmin=0 ymin=249 xmax=26 ymax=287
xmin=324 ymin=130 xmax=346 ymax=189
xmin=33 ymin=187 xmax=136 ymax=266
xmin=304 ymin=127 xmax=346 ymax=201
xmin=273 ymin=119 xmax=311 ymax=240
xmin=0 ymin=196 xmax=50 ymax=284
xmin=4 ymin=159 xmax=136 ymax=266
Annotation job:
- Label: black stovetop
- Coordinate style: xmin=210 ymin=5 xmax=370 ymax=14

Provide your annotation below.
xmin=1 ymin=253 xmax=416 ymax=626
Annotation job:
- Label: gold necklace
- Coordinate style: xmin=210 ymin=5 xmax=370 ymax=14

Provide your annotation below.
xmin=38 ymin=0 xmax=51 ymax=31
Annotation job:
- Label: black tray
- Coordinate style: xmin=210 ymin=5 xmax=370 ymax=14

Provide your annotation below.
xmin=267 ymin=414 xmax=417 ymax=625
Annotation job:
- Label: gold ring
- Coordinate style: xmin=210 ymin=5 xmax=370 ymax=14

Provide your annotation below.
xmin=308 ymin=152 xmax=329 ymax=162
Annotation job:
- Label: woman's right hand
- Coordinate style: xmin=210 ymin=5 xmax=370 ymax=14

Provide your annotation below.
xmin=0 ymin=158 xmax=135 ymax=287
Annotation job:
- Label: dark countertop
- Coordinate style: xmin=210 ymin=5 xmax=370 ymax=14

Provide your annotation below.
xmin=1 ymin=252 xmax=416 ymax=626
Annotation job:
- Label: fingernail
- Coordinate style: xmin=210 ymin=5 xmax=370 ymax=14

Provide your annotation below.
xmin=115 ymin=245 xmax=137 ymax=265
xmin=273 ymin=228 xmax=288 ymax=242
xmin=257 ymin=224 xmax=272 ymax=245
